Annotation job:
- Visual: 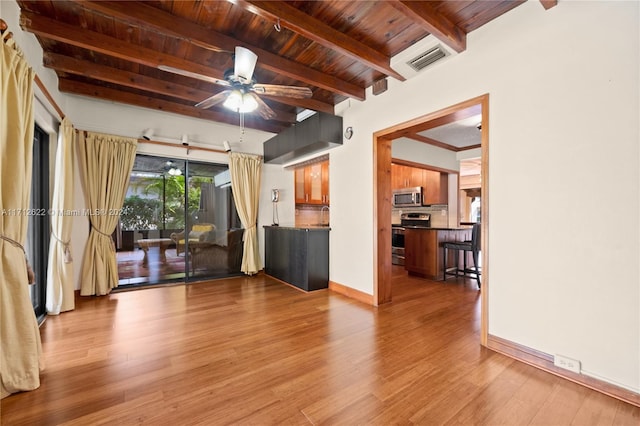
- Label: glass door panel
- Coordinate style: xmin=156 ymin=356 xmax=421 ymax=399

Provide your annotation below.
xmin=118 ymin=156 xmax=186 ymax=286
xmin=308 ymin=163 xmax=322 ymax=203
xmin=185 ymin=161 xmax=243 ymax=281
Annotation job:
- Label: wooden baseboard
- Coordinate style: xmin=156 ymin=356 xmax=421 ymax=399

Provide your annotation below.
xmin=328 ymin=280 xmax=374 ymax=305
xmin=487 ymin=334 xmax=639 ymax=407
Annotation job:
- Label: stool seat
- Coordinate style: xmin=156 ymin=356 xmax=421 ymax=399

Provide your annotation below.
xmin=443 ymin=223 xmax=481 ymax=288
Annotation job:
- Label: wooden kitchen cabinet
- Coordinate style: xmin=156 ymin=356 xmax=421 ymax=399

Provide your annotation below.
xmin=392 ymin=164 xmax=423 ymax=189
xmin=423 ymin=169 xmax=448 ymax=205
xmin=321 ymin=161 xmax=330 ymax=204
xmin=295 ymin=160 xmax=329 ymax=205
xmin=392 ymin=164 xmax=448 ymax=204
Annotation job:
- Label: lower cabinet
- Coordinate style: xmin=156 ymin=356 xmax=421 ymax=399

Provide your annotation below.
xmin=264 ymin=226 xmax=329 ymax=291
xmin=404 ymin=228 xmax=471 ymax=280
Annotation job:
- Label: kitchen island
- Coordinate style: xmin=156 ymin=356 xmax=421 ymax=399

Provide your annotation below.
xmin=263 ymin=225 xmax=330 ymax=291
xmin=404 ymin=227 xmax=472 ymax=280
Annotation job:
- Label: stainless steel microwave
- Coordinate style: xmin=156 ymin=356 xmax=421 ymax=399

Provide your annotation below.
xmin=392 ymin=187 xmax=423 ymax=207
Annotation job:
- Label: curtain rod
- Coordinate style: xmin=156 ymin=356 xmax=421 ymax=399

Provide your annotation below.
xmin=2 ymin=19 xmax=66 ymax=120
xmin=34 ymin=75 xmax=65 ymax=120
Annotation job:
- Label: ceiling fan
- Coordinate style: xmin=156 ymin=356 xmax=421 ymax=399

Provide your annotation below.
xmin=159 ymin=47 xmax=313 ymax=120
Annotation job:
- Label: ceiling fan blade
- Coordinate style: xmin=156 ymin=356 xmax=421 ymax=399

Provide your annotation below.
xmin=234 ymin=46 xmax=258 ymax=84
xmin=252 ymin=84 xmax=313 ymax=99
xmin=195 ymin=90 xmax=231 ymax=109
xmin=249 ymin=93 xmax=276 ymax=120
xmin=158 ymin=65 xmax=230 ymax=87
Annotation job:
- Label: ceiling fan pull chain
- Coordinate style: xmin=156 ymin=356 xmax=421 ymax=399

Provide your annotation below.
xmin=239 ymin=112 xmax=246 ymax=143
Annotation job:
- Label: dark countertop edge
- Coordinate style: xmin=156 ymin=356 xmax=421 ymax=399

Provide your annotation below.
xmin=403 ymin=226 xmax=471 ymax=231
xmin=263 ymin=225 xmax=331 ymax=231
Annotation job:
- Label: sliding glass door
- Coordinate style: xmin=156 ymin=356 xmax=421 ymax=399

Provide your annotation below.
xmin=117 ymin=155 xmax=243 ymax=287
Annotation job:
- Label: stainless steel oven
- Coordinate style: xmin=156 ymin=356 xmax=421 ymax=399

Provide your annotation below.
xmin=392 ymin=226 xmax=405 ymax=265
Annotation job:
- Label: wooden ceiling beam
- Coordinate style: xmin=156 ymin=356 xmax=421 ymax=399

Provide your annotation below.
xmin=539 ymin=0 xmax=558 ymax=10
xmin=66 ymin=1 xmax=365 ymax=101
xmin=58 ymin=78 xmax=285 ymax=134
xmin=406 ymin=133 xmax=481 ymax=152
xmin=386 ymin=104 xmax=481 ymax=139
xmin=406 ymin=134 xmax=461 ymax=152
xmin=233 ymin=0 xmax=405 ymax=82
xmin=388 ymin=0 xmax=466 ymax=53
xmin=43 ymin=52 xmax=298 ymax=123
xmin=260 ymin=95 xmax=333 ymax=115
xmin=20 ymin=11 xmax=226 ymax=79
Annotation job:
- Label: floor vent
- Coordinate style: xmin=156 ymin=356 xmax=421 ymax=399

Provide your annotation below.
xmin=407 ymin=45 xmax=448 ymax=72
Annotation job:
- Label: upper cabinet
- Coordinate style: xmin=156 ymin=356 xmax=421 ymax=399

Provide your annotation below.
xmin=392 ymin=164 xmax=448 ymax=205
xmin=423 ymin=169 xmax=448 ymax=205
xmin=295 ymin=160 xmax=329 ymax=205
xmin=392 ymin=164 xmax=424 ymax=189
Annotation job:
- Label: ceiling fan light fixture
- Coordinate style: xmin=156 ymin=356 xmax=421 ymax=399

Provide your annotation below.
xmin=223 ymin=90 xmax=242 ymax=110
xmin=240 ymin=93 xmax=258 ymax=113
xmin=223 ymin=90 xmax=258 ymax=113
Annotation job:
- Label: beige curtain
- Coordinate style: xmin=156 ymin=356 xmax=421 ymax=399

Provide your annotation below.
xmin=46 ymin=118 xmax=75 ymax=314
xmin=0 ymin=38 xmax=43 ymax=398
xmin=77 ymin=131 xmax=137 ymax=295
xmin=229 ymin=152 xmax=262 ymax=274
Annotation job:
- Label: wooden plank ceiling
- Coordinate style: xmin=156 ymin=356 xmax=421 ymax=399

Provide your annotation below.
xmin=17 ymin=0 xmax=532 ymax=134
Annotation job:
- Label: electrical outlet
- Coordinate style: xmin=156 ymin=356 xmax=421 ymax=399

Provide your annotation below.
xmin=554 ymin=354 xmax=581 ymax=374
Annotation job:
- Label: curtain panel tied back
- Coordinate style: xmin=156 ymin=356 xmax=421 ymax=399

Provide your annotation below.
xmin=46 ymin=117 xmax=75 ymax=314
xmin=229 ymin=152 xmax=262 ymax=275
xmin=1 ymin=36 xmax=43 ymax=399
xmin=77 ymin=131 xmax=137 ymax=296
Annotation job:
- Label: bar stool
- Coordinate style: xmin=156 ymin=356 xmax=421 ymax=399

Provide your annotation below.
xmin=442 ymin=223 xmax=481 ymax=288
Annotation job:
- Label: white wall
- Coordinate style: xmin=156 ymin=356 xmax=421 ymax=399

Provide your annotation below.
xmin=5 ymin=0 xmax=638 ymax=394
xmin=392 ymin=137 xmax=459 ymax=171
xmin=331 ymin=2 xmax=640 ymax=392
xmin=330 ymin=0 xmax=639 ymax=392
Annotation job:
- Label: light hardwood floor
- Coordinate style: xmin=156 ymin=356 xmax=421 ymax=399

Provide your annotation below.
xmin=2 ymin=268 xmax=638 ymax=425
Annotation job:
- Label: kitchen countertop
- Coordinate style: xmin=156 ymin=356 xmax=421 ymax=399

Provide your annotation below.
xmin=400 ymin=226 xmax=471 ymax=231
xmin=263 ymin=224 xmax=331 ymax=231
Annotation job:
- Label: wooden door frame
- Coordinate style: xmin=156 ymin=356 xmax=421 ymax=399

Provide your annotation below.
xmin=373 ymin=94 xmax=489 ymax=345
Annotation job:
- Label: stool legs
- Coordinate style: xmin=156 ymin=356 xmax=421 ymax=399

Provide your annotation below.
xmin=443 ymin=245 xmax=480 ymax=288
xmin=472 ymin=249 xmax=481 ymax=288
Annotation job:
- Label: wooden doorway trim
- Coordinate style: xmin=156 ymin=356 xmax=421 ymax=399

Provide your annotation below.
xmin=373 ymin=94 xmax=489 ymax=345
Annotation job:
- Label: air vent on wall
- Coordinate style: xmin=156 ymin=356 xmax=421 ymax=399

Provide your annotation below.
xmin=407 ymin=45 xmax=447 ymax=72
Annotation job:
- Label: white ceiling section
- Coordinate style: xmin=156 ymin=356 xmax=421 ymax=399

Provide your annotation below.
xmin=419 ymin=114 xmax=482 ymax=149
